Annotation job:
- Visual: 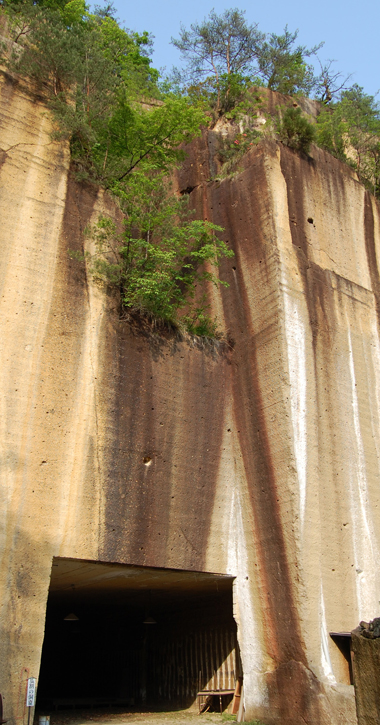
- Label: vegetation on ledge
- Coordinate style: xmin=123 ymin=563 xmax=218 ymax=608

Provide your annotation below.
xmin=73 ymin=168 xmax=232 ymax=337
xmin=1 ymin=1 xmax=379 ymax=334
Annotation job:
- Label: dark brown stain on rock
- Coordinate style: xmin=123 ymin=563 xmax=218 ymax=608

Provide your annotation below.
xmin=99 ymin=322 xmax=230 ymax=571
xmin=264 ymin=660 xmax=329 ymax=724
xmin=0 ymin=69 xmax=20 ymax=105
xmin=42 ymin=170 xmax=96 ymax=344
xmin=232 ymin=338 xmax=305 ymax=666
xmin=279 ymin=144 xmax=310 ymax=258
xmin=0 ymin=147 xmax=7 ymax=171
xmin=196 ymin=147 xmax=307 ymax=667
xmin=280 ymin=140 xmax=337 ymax=406
xmin=279 ymin=141 xmax=342 ymax=373
xmin=175 ymin=129 xmax=211 ymax=193
xmin=364 ymin=191 xmax=380 ymax=335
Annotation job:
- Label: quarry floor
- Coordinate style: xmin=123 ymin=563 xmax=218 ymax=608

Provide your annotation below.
xmin=38 ymin=710 xmax=233 ymax=725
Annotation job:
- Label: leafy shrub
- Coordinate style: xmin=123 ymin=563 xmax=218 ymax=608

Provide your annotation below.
xmin=277 ymin=106 xmax=316 ymax=153
xmin=75 ymin=168 xmax=233 ymax=335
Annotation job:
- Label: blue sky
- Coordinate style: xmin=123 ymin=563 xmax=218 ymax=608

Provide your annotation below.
xmin=110 ymin=0 xmax=379 ymax=98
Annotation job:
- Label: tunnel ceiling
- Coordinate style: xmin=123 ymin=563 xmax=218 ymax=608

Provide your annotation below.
xmin=48 ymin=557 xmax=234 ymax=605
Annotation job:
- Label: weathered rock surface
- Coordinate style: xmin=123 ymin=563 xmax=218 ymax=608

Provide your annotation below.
xmin=1 ymin=72 xmax=380 ymax=724
xmin=352 ymin=626 xmax=380 ymax=724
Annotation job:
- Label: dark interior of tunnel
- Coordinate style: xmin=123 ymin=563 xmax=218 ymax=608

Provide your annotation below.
xmin=36 ymin=558 xmax=240 ymax=712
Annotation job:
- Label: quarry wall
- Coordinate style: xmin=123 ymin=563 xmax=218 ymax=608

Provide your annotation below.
xmin=1 ymin=70 xmax=380 ymax=724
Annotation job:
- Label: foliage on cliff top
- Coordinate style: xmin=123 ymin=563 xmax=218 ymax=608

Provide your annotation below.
xmin=170 ymin=7 xmax=380 ymax=190
xmin=2 ymin=0 xmax=380 ymax=336
xmin=171 ymin=9 xmax=324 ymax=115
xmin=1 ymin=0 xmax=235 ymax=336
xmin=1 ymin=0 xmax=208 ymax=185
xmin=316 ymin=85 xmax=380 ymax=196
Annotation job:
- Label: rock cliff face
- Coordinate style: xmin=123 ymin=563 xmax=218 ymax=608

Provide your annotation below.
xmin=1 ymin=70 xmax=380 ymax=725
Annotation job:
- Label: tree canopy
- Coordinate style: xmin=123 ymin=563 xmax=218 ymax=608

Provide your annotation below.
xmin=2 ymin=0 xmax=207 ymax=184
xmin=85 ymin=168 xmax=233 ymax=335
xmin=171 ymin=9 xmax=326 ymax=110
xmin=171 ymin=8 xmax=264 ymax=113
xmin=316 ymin=85 xmax=380 ymax=195
xmin=256 ymin=26 xmax=322 ymax=95
xmin=172 ymin=8 xmax=263 ymax=81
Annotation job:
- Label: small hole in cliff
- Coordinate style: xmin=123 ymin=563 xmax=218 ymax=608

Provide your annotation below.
xmin=180 ymin=186 xmax=196 ymax=195
xmin=143 ymin=456 xmax=152 ymax=466
xmin=307 ymin=217 xmax=314 ymax=224
xmin=232 ymin=266 xmax=236 ymax=271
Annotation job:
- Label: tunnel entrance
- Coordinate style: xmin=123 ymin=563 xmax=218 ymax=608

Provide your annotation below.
xmin=37 ymin=558 xmax=240 ymax=712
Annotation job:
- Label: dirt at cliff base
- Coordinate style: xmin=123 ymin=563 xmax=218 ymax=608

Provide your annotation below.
xmin=42 ymin=710 xmax=224 ymax=725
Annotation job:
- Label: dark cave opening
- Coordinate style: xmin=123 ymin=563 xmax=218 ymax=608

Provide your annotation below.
xmin=36 ymin=558 xmax=240 ymax=712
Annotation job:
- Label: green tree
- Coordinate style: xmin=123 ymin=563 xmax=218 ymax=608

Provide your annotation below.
xmin=3 ymin=1 xmax=152 ymax=101
xmin=171 ymin=8 xmax=263 ymax=113
xmin=316 ymin=84 xmax=380 ymax=195
xmin=172 ymin=12 xmax=324 ymax=107
xmin=84 ymin=167 xmax=233 ymax=335
xmin=3 ymin=1 xmax=207 ymax=184
xmin=256 ymin=26 xmax=321 ymax=95
xmin=94 ymin=95 xmax=207 ymax=183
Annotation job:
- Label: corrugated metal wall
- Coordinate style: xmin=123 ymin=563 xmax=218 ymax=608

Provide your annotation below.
xmin=146 ymin=625 xmax=240 ymax=704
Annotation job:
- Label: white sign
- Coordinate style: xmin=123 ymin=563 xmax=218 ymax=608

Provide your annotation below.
xmin=26 ymin=678 xmax=36 ymax=707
